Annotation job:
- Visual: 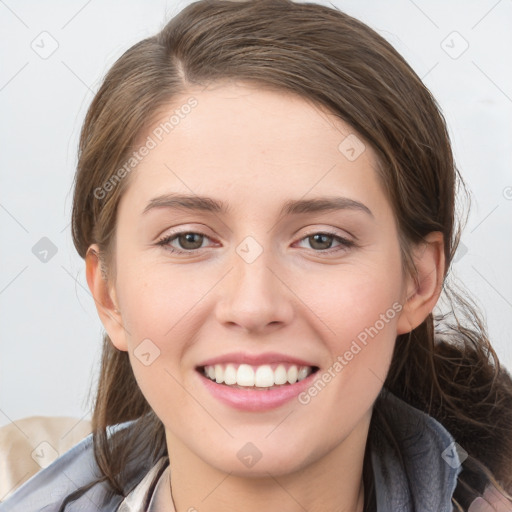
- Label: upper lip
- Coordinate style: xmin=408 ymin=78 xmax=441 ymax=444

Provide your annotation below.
xmin=196 ymin=352 xmax=318 ymax=368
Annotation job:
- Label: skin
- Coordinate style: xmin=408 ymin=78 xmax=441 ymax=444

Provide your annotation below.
xmin=86 ymin=81 xmax=444 ymax=512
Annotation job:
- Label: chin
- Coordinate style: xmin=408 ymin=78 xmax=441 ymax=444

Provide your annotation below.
xmin=199 ymin=438 xmax=316 ymax=478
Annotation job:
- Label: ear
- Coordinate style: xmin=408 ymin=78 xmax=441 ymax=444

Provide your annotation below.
xmin=396 ymin=232 xmax=445 ymax=335
xmin=85 ymin=244 xmax=128 ymax=351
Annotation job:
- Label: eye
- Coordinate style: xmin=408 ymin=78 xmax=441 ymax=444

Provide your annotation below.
xmin=156 ymin=231 xmax=214 ymax=254
xmin=295 ymin=231 xmax=355 ymax=254
xmin=156 ymin=229 xmax=355 ymax=256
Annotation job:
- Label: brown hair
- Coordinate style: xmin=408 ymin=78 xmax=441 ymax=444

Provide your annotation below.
xmin=67 ymin=1 xmax=512 ymax=510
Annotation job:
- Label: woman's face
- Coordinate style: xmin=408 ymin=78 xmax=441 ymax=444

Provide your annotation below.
xmin=98 ymin=81 xmax=414 ymax=476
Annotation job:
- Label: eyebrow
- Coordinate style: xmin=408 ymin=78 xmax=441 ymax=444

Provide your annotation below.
xmin=142 ymin=193 xmax=373 ymax=218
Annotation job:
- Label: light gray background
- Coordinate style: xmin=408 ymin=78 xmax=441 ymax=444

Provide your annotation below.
xmin=1 ymin=0 xmax=511 ymax=428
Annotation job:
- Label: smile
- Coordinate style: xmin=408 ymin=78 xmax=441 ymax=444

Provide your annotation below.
xmin=196 ymin=355 xmax=320 ymax=411
xmin=201 ymin=363 xmax=317 ymax=389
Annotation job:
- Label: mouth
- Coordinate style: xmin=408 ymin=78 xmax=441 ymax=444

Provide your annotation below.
xmin=195 ymin=353 xmax=321 ymax=410
xmin=198 ymin=363 xmax=319 ymax=390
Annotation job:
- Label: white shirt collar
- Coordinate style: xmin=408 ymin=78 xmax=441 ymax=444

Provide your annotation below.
xmin=117 ymin=457 xmax=172 ymax=512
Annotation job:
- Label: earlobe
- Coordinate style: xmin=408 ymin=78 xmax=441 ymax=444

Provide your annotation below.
xmin=396 ymin=232 xmax=445 ymax=335
xmin=85 ymin=244 xmax=128 ymax=351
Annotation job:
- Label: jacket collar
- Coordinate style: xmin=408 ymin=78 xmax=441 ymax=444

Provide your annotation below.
xmin=370 ymin=388 xmax=462 ymax=511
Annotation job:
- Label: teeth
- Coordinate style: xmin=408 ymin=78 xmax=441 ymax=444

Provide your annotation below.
xmin=202 ymin=363 xmax=314 ymax=388
xmin=214 ymin=364 xmax=224 ymax=384
xmin=224 ymin=364 xmax=237 ymax=385
xmin=237 ymin=364 xmax=255 ymax=386
xmin=274 ymin=364 xmax=288 ymax=385
xmin=254 ymin=365 xmax=274 ymax=387
xmin=287 ymin=365 xmax=298 ymax=384
xmin=297 ymin=367 xmax=309 ymax=381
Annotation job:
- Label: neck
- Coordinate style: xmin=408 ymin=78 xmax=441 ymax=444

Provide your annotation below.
xmin=164 ymin=413 xmax=371 ymax=512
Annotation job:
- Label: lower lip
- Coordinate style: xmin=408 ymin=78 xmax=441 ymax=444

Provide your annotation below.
xmin=197 ymin=370 xmax=318 ymax=411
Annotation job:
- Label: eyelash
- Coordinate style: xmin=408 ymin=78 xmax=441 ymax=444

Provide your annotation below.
xmin=155 ymin=230 xmax=355 ymax=256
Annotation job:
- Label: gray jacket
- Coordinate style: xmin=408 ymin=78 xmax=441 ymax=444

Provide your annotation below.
xmin=0 ymin=389 xmax=468 ymax=511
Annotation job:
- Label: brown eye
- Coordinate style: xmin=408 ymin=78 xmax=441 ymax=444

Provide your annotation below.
xmin=156 ymin=231 xmax=212 ymax=254
xmin=308 ymin=233 xmax=335 ymax=250
xmin=177 ymin=232 xmax=205 ymax=250
xmin=295 ymin=231 xmax=355 ymax=254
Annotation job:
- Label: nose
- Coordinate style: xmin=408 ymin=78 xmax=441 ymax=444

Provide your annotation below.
xmin=214 ymin=245 xmax=294 ymax=334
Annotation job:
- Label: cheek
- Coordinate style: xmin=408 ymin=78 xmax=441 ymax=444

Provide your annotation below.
xmin=116 ymin=258 xmax=209 ymax=344
xmin=292 ymin=300 xmax=400 ymax=462
xmin=114 ymin=260 xmax=218 ymax=406
xmin=336 ymin=272 xmax=402 ymax=350
xmin=296 ymin=257 xmax=404 ymax=345
xmin=295 ymin=256 xmax=404 ymax=398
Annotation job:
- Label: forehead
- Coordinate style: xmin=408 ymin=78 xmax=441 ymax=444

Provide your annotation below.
xmin=119 ymin=81 xmax=386 ymax=218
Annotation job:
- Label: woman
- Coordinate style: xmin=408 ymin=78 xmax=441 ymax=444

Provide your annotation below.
xmin=2 ymin=1 xmax=511 ymax=510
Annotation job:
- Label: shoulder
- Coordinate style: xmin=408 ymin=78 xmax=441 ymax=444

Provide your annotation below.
xmin=370 ymin=388 xmax=463 ymax=510
xmin=0 ymin=431 xmax=97 ymax=511
xmin=372 ymin=389 xmax=512 ymax=511
xmin=0 ymin=420 xmax=135 ymax=512
xmin=0 ymin=416 xmax=93 ymax=502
